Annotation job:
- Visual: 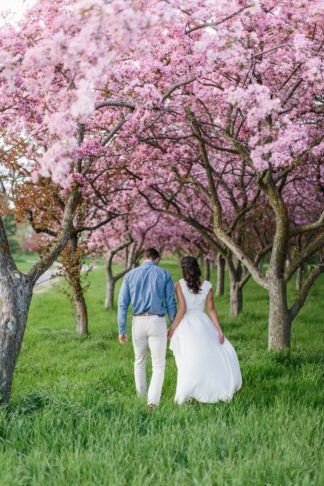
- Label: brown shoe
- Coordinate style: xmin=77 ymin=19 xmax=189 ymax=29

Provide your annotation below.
xmin=147 ymin=404 xmax=156 ymax=412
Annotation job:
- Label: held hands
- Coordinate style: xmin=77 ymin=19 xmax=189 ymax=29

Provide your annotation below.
xmin=119 ymin=333 xmax=128 ymax=344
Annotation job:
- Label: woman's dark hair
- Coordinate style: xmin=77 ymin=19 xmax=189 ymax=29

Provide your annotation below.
xmin=181 ymin=256 xmax=202 ymax=294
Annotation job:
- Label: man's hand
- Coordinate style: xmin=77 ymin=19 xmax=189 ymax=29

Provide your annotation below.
xmin=218 ymin=332 xmax=225 ymax=345
xmin=119 ymin=333 xmax=128 ymax=344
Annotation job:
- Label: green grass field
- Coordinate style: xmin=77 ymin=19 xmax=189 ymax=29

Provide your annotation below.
xmin=0 ymin=260 xmax=323 ymax=486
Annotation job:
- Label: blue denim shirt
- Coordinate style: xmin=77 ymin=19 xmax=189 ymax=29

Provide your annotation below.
xmin=117 ymin=262 xmax=177 ymax=335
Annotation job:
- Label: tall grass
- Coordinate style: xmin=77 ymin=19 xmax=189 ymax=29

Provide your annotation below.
xmin=0 ymin=260 xmax=323 ymax=485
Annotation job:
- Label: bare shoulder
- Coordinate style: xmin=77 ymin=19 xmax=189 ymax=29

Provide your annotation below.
xmin=204 ymin=281 xmax=213 ymax=300
xmin=175 ymin=280 xmax=185 ymax=292
xmin=175 ymin=281 xmax=186 ymax=305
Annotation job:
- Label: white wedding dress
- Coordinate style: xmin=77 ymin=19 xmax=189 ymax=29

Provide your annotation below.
xmin=170 ymin=279 xmax=242 ymax=404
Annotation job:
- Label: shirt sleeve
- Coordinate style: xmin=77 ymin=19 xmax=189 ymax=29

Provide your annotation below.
xmin=165 ymin=272 xmax=177 ymax=323
xmin=118 ymin=276 xmax=131 ymax=335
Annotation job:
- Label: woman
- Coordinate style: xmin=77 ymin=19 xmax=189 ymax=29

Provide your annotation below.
xmin=168 ymin=256 xmax=242 ymax=404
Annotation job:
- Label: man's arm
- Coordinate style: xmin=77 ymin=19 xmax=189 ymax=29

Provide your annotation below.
xmin=165 ymin=273 xmax=177 ymax=323
xmin=118 ymin=276 xmax=130 ymax=338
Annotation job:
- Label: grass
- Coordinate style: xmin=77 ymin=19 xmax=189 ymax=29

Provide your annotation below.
xmin=13 ymin=254 xmax=38 ymax=273
xmin=1 ymin=259 xmax=323 ymax=486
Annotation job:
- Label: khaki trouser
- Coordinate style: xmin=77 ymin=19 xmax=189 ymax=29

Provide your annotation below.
xmin=132 ymin=315 xmax=167 ymax=405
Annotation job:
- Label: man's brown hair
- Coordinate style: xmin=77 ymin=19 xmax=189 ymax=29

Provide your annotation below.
xmin=144 ymin=248 xmax=160 ymax=260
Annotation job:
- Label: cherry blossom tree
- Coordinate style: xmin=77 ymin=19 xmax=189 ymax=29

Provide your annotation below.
xmin=108 ymin=0 xmax=324 ymax=348
xmin=0 ymin=0 xmax=169 ymax=403
xmin=6 ymin=144 xmax=126 ymax=335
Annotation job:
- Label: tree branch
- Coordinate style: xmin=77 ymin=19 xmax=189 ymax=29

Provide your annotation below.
xmin=285 ymin=232 xmax=324 ymax=281
xmin=189 ymin=113 xmax=223 ymax=221
xmin=27 ymin=210 xmax=58 ymax=237
xmin=289 ymin=211 xmax=324 ymax=238
xmin=187 ymin=114 xmax=267 ymax=288
xmin=185 ymin=5 xmax=252 ymax=34
xmin=95 ymin=100 xmax=136 ymax=110
xmin=0 ymin=215 xmax=18 ymax=277
xmin=101 ymin=117 xmax=128 ymax=146
xmin=28 ymin=185 xmax=81 ymax=285
xmin=289 ymin=263 xmax=324 ymax=320
xmin=161 ymin=77 xmax=197 ymax=102
xmin=76 ymin=212 xmax=120 ymax=234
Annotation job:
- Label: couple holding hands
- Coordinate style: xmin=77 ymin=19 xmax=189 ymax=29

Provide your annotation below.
xmin=118 ymin=248 xmax=242 ymax=409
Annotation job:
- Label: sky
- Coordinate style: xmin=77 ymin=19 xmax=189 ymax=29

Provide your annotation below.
xmin=0 ymin=0 xmax=37 ymax=24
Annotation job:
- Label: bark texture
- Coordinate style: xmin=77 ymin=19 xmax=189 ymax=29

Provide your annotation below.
xmin=73 ymin=276 xmax=88 ymax=335
xmin=204 ymin=258 xmax=211 ymax=281
xmin=105 ymin=270 xmax=115 ymax=309
xmin=104 ymin=240 xmax=136 ymax=310
xmin=228 ymin=256 xmax=243 ymax=316
xmin=229 ymin=276 xmax=243 ymax=316
xmin=296 ymin=265 xmax=303 ymax=291
xmin=0 ymin=272 xmax=33 ymax=404
xmin=268 ymin=277 xmax=291 ymax=349
xmin=63 ymin=235 xmax=89 ymax=335
xmin=216 ymin=254 xmax=225 ymax=296
xmin=0 ymin=185 xmax=80 ymax=403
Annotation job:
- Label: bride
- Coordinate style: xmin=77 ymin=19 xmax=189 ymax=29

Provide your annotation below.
xmin=168 ymin=256 xmax=242 ymax=404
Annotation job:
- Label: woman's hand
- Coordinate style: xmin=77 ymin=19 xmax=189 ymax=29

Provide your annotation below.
xmin=218 ymin=332 xmax=225 ymax=344
xmin=168 ymin=326 xmax=175 ymax=338
xmin=167 ymin=283 xmax=186 ymax=339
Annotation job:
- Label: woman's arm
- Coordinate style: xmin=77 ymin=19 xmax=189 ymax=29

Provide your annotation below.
xmin=206 ymin=288 xmax=225 ymax=344
xmin=167 ymin=283 xmax=186 ymax=338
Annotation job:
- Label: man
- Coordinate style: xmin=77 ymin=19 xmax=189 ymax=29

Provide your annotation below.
xmin=118 ymin=248 xmax=177 ymax=409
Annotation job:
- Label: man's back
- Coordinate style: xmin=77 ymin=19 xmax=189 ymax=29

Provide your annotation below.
xmin=118 ymin=261 xmax=176 ymax=335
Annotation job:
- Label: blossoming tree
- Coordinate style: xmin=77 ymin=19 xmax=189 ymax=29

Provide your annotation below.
xmin=107 ymin=0 xmax=324 ymax=348
xmin=0 ymin=0 xmax=168 ymax=403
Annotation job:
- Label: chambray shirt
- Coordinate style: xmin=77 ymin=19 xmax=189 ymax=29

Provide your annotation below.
xmin=117 ymin=262 xmax=177 ymax=335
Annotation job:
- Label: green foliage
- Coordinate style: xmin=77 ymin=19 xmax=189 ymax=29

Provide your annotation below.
xmin=1 ymin=261 xmax=323 ymax=486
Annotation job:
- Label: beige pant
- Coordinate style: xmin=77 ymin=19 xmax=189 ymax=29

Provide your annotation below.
xmin=132 ymin=315 xmax=167 ymax=406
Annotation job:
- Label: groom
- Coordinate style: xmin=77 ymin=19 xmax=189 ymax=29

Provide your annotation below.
xmin=118 ymin=248 xmax=177 ymax=409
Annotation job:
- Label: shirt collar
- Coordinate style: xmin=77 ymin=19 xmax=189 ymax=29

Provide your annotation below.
xmin=142 ymin=261 xmax=156 ymax=266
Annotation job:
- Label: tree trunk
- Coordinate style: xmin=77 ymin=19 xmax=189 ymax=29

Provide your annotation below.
xmin=0 ymin=185 xmax=80 ymax=404
xmin=125 ymin=246 xmax=129 ymax=269
xmin=268 ymin=277 xmax=291 ymax=350
xmin=72 ymin=275 xmax=88 ymax=335
xmin=216 ymin=254 xmax=225 ymax=296
xmin=204 ymin=258 xmax=211 ymax=281
xmin=105 ymin=268 xmax=115 ymax=309
xmin=0 ymin=272 xmax=33 ymax=404
xmin=199 ymin=255 xmax=204 ymax=269
xmin=229 ymin=277 xmax=243 ymax=316
xmin=296 ymin=265 xmax=303 ymax=291
xmin=63 ymin=236 xmax=89 ymax=335
xmin=228 ymin=257 xmax=243 ymax=316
